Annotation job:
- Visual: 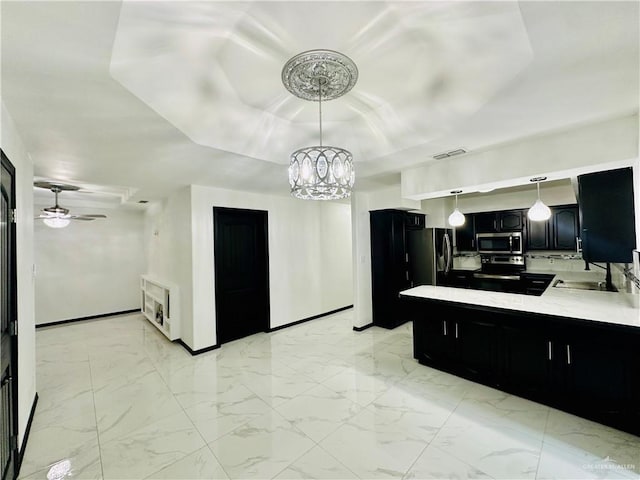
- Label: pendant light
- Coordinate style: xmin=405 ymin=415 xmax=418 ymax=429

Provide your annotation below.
xmin=448 ymin=190 xmax=466 ymax=227
xmin=282 ymin=50 xmax=357 ymax=200
xmin=527 ymin=176 xmax=551 ymax=221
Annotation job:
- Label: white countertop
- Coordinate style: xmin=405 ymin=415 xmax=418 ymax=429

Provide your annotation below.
xmin=400 ymin=270 xmax=640 ymax=329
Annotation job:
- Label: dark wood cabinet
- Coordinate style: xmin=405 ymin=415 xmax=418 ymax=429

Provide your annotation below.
xmin=456 ymin=203 xmax=581 ymax=253
xmin=578 ymin=167 xmax=636 ymax=263
xmin=474 ymin=212 xmax=498 ymax=233
xmin=526 ymin=215 xmax=551 ymax=250
xmin=455 ymin=315 xmax=500 ymax=382
xmin=552 ymin=205 xmax=580 ymax=250
xmin=554 ymin=328 xmax=635 ymax=425
xmin=454 ymin=216 xmax=475 ymax=251
xmin=475 ymin=210 xmax=523 ymax=233
xmin=404 ymin=296 xmax=640 ymax=437
xmin=405 ymin=212 xmax=426 ymax=230
xmin=412 ymin=303 xmax=500 ymax=382
xmin=499 ymin=210 xmax=524 ymax=231
xmin=526 ymin=204 xmax=580 ymax=251
xmin=370 ymin=210 xmax=425 ymax=329
xmin=502 ymin=322 xmax=552 ymax=400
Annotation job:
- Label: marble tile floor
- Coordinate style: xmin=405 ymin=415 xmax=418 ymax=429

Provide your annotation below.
xmin=19 ymin=311 xmax=640 ymax=480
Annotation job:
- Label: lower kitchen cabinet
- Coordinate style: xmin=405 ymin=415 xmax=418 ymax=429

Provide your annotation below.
xmin=412 ymin=303 xmax=500 ymax=382
xmin=405 ymin=296 xmax=640 ymax=437
xmin=501 ymin=322 xmax=552 ymax=401
xmin=555 ymin=329 xmax=635 ymax=428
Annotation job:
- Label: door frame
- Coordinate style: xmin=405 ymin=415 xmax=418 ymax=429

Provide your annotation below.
xmin=212 ymin=206 xmax=270 ymax=343
xmin=1 ymin=149 xmax=18 ymax=480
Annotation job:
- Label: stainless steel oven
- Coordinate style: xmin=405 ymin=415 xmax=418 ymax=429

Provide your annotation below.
xmin=476 ymin=232 xmax=523 ymax=254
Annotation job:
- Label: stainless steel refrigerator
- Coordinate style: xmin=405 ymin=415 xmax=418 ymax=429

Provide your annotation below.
xmin=407 ymin=228 xmax=453 ymax=286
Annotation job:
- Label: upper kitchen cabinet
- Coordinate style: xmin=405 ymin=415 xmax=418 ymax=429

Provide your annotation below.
xmin=475 ymin=210 xmax=523 ymax=233
xmin=405 ymin=212 xmax=426 ymax=230
xmin=454 ymin=216 xmax=475 ymax=251
xmin=526 ymin=204 xmax=580 ymax=251
xmin=578 ymin=167 xmax=636 ymax=263
xmin=552 ymin=205 xmax=580 ymax=250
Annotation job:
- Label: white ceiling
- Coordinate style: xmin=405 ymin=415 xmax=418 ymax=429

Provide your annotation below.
xmin=2 ymin=1 xmax=638 ymax=208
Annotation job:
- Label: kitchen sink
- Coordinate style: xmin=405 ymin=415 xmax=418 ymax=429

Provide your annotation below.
xmin=552 ymin=279 xmax=616 ymax=292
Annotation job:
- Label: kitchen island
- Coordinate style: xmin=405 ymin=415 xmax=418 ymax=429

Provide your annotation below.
xmin=399 ymin=270 xmax=640 ymax=437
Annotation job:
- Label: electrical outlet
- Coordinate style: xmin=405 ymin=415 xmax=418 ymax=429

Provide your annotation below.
xmin=549 ymin=258 xmax=554 ymax=264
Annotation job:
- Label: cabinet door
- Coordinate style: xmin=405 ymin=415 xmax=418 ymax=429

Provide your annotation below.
xmin=474 ymin=212 xmax=497 ymax=233
xmin=455 ymin=216 xmax=476 ymax=251
xmin=559 ymin=331 xmax=634 ymax=422
xmin=454 ymin=316 xmax=500 ymax=382
xmin=499 ymin=210 xmax=523 ymax=231
xmin=526 ymin=216 xmax=551 ymax=250
xmin=370 ymin=210 xmax=410 ymax=329
xmin=414 ymin=318 xmax=455 ymax=365
xmin=405 ymin=212 xmax=425 ymax=230
xmin=552 ymin=206 xmax=579 ymax=250
xmin=502 ymin=324 xmax=552 ymax=400
xmin=578 ymin=167 xmax=636 ymax=263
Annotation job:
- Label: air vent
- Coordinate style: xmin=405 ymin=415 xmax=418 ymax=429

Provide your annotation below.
xmin=433 ymin=148 xmax=467 ymax=160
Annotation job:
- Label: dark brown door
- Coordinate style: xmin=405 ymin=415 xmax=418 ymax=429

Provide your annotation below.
xmin=214 ymin=207 xmax=269 ymax=344
xmin=1 ymin=150 xmax=18 ymax=480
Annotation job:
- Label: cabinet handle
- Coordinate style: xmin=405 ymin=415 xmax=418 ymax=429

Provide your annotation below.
xmin=443 ymin=320 xmax=448 ymax=336
xmin=548 ymin=341 xmax=552 ymax=360
xmin=455 ymin=322 xmax=459 ymax=339
xmin=406 ymin=271 xmax=409 ymax=281
xmin=406 ymin=253 xmax=409 ymax=262
xmin=566 ymin=345 xmax=571 ymax=365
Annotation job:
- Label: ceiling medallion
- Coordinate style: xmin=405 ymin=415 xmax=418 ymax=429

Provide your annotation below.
xmin=282 ymin=50 xmax=358 ymax=102
xmin=282 ymin=49 xmax=358 ymax=201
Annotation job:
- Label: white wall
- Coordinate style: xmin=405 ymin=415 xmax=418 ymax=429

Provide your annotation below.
xmin=144 ymin=188 xmax=193 ymax=344
xmin=146 ymin=185 xmax=353 ymax=351
xmin=402 ymin=114 xmax=639 ymax=200
xmin=34 ymin=206 xmax=145 ymax=324
xmin=2 ymin=101 xmax=36 ymax=447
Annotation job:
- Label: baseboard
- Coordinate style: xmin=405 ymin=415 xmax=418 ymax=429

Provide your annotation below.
xmin=36 ymin=309 xmax=140 ymax=328
xmin=353 ymin=323 xmax=374 ymax=332
xmin=177 ymin=339 xmax=221 ymax=356
xmin=17 ymin=393 xmax=38 ymax=476
xmin=268 ymin=305 xmax=353 ymax=333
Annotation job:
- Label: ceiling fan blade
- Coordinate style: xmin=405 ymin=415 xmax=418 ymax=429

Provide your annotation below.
xmin=81 ymin=214 xmax=107 ymax=218
xmin=69 ymin=216 xmax=96 ymax=221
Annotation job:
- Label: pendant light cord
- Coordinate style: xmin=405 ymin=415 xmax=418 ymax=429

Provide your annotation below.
xmin=318 ymin=78 xmax=323 ymax=147
xmin=537 ymin=181 xmax=541 ymax=200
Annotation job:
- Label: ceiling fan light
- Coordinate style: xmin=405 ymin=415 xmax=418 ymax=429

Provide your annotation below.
xmin=43 ymin=216 xmax=71 ymax=228
xmin=527 ymin=199 xmax=551 ymax=221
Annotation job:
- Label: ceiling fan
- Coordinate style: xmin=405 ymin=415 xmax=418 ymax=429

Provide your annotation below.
xmin=34 ymin=181 xmax=107 ymax=228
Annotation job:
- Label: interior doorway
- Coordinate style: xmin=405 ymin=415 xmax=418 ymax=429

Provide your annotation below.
xmin=1 ymin=150 xmax=18 ymax=480
xmin=213 ymin=207 xmax=270 ymax=344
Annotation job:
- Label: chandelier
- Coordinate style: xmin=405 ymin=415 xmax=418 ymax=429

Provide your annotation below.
xmin=282 ymin=50 xmax=358 ymax=200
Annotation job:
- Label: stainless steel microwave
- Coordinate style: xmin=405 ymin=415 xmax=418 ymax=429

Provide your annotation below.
xmin=476 ymin=232 xmax=523 ymax=254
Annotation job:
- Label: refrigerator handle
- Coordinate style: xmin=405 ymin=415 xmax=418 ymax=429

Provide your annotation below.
xmin=443 ymin=232 xmax=452 ymax=274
